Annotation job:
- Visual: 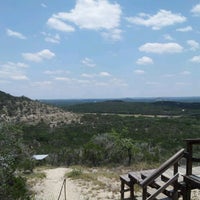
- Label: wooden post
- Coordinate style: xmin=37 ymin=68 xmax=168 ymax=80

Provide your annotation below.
xmin=142 ymin=187 xmax=147 ymax=200
xmin=57 ymin=179 xmax=67 ymax=200
xmin=120 ymin=181 xmax=125 ymax=200
xmin=186 ymin=140 xmax=193 ymax=176
xmin=64 ymin=179 xmax=66 ymax=200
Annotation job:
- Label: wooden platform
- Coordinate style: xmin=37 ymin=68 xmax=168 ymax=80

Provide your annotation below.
xmin=120 ymin=166 xmax=200 ymax=200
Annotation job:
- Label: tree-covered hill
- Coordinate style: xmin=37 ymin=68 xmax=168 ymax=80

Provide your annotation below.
xmin=0 ymin=90 xmax=79 ymax=126
xmin=63 ymin=100 xmax=200 ymax=116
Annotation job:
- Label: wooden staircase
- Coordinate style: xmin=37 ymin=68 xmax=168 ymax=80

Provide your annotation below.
xmin=120 ymin=138 xmax=200 ymax=200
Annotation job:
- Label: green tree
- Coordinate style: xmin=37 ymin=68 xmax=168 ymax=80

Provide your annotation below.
xmin=0 ymin=124 xmax=31 ymax=199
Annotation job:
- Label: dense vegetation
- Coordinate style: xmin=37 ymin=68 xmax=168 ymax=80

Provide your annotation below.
xmin=22 ymin=114 xmax=200 ymax=167
xmin=1 ymin=91 xmax=200 ymax=199
xmin=63 ymin=100 xmax=200 ymax=116
xmin=0 ymin=125 xmax=32 ymax=199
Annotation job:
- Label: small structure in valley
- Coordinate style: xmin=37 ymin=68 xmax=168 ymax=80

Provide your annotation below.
xmin=33 ymin=154 xmax=49 ymax=165
xmin=33 ymin=154 xmax=48 ymax=160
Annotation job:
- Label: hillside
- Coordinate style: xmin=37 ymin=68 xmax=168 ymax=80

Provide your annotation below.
xmin=0 ymin=91 xmax=79 ymax=126
xmin=62 ymin=100 xmax=200 ymax=116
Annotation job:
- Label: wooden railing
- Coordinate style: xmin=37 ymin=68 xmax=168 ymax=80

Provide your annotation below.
xmin=183 ymin=138 xmax=200 ymax=200
xmin=121 ymin=139 xmax=200 ymax=200
xmin=185 ymin=138 xmax=200 ymax=176
xmin=141 ymin=148 xmax=185 ymax=200
xmin=128 ymin=149 xmax=185 ymax=200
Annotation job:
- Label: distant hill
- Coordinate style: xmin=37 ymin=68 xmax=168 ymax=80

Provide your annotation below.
xmin=0 ymin=91 xmax=79 ymax=126
xmin=60 ymin=100 xmax=200 ymax=116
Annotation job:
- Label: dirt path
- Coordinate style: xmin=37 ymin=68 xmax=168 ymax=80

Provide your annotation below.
xmin=32 ymin=168 xmax=84 ymax=200
xmin=31 ymin=167 xmax=120 ymax=200
xmin=31 ymin=167 xmax=200 ymax=200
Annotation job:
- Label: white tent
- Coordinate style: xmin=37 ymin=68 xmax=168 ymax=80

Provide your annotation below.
xmin=33 ymin=154 xmax=48 ymax=160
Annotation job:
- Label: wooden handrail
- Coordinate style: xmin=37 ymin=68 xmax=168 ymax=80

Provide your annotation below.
xmin=184 ymin=138 xmax=200 ymax=144
xmin=185 ymin=138 xmax=200 ymax=176
xmin=147 ymin=173 xmax=179 ymax=200
xmin=141 ymin=148 xmax=185 ymax=187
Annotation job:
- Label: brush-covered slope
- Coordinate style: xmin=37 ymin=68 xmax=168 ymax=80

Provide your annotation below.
xmin=0 ymin=91 xmax=79 ymax=126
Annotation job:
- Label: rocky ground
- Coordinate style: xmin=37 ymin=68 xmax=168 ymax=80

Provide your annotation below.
xmin=0 ymin=98 xmax=80 ymax=126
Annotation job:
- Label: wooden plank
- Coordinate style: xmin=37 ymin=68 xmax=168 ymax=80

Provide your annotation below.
xmin=141 ymin=149 xmax=185 ymax=187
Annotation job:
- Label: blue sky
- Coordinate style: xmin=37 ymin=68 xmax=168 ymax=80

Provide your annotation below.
xmin=1 ymin=0 xmax=200 ymax=99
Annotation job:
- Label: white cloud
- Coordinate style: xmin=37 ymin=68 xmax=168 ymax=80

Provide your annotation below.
xmin=42 ymin=32 xmax=60 ymax=43
xmin=6 ymin=28 xmax=26 ymax=39
xmin=134 ymin=69 xmax=145 ymax=74
xmin=47 ymin=0 xmax=122 ymax=40
xmin=11 ymin=75 xmax=28 ymax=80
xmin=176 ymin=26 xmax=193 ymax=32
xmin=0 ymin=62 xmax=28 ymax=80
xmin=187 ymin=40 xmax=199 ymax=51
xmin=136 ymin=56 xmax=153 ymax=65
xmin=55 ymin=0 xmax=121 ymax=30
xmin=139 ymin=43 xmax=183 ymax=54
xmin=44 ymin=70 xmax=70 ymax=75
xmin=163 ymin=34 xmax=174 ymax=41
xmin=191 ymin=4 xmax=200 ymax=16
xmin=190 ymin=55 xmax=200 ymax=63
xmin=22 ymin=49 xmax=55 ymax=62
xmin=181 ymin=71 xmax=191 ymax=75
xmin=99 ymin=72 xmax=111 ymax=77
xmin=81 ymin=57 xmax=96 ymax=67
xmin=41 ymin=3 xmax=47 ymax=8
xmin=32 ymin=81 xmax=52 ymax=87
xmin=126 ymin=9 xmax=186 ymax=30
xmin=54 ymin=77 xmax=71 ymax=81
xmin=101 ymin=28 xmax=122 ymax=41
xmin=47 ymin=17 xmax=75 ymax=32
xmin=81 ymin=73 xmax=96 ymax=78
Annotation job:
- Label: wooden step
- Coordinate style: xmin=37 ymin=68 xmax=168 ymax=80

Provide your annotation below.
xmin=141 ymin=173 xmax=174 ymax=198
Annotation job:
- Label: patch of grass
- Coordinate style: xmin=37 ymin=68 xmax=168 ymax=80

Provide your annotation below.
xmin=26 ymin=171 xmax=46 ymax=188
xmin=67 ymin=168 xmax=83 ymax=179
xmin=66 ymin=167 xmax=106 ymax=189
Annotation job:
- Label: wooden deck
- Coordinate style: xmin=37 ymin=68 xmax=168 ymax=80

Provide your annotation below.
xmin=120 ymin=138 xmax=200 ymax=200
xmin=121 ymin=166 xmax=200 ymax=200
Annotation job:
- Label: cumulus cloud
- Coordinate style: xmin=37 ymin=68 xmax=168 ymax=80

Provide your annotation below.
xmin=6 ymin=28 xmax=26 ymax=39
xmin=22 ymin=49 xmax=55 ymax=62
xmin=187 ymin=40 xmax=199 ymax=51
xmin=176 ymin=26 xmax=193 ymax=32
xmin=139 ymin=42 xmax=183 ymax=54
xmin=191 ymin=4 xmax=200 ymax=16
xmin=136 ymin=56 xmax=153 ymax=65
xmin=47 ymin=17 xmax=75 ymax=32
xmin=126 ymin=9 xmax=186 ymax=30
xmin=190 ymin=55 xmax=200 ymax=63
xmin=47 ymin=0 xmax=122 ymax=40
xmin=0 ymin=62 xmax=28 ymax=80
xmin=81 ymin=57 xmax=96 ymax=67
